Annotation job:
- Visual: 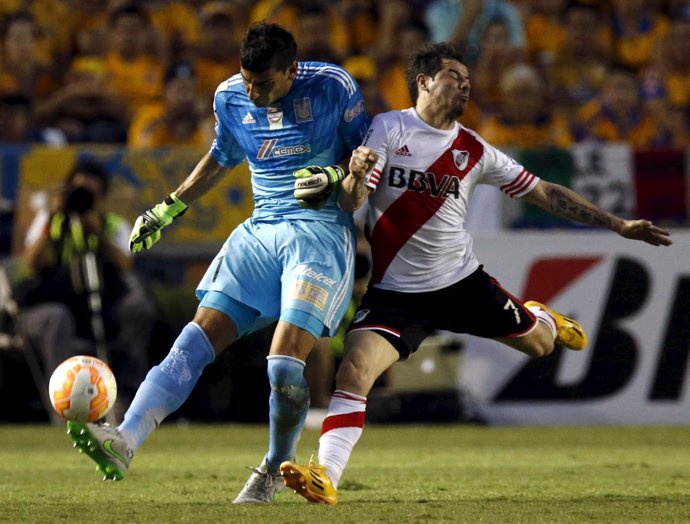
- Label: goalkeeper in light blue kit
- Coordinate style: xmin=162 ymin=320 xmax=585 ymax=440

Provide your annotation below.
xmin=66 ymin=22 xmax=375 ymax=503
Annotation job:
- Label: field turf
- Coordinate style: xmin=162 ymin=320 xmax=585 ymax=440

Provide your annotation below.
xmin=2 ymin=424 xmax=690 ymax=523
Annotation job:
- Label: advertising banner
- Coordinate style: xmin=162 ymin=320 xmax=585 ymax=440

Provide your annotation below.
xmin=460 ymin=231 xmax=690 ymax=425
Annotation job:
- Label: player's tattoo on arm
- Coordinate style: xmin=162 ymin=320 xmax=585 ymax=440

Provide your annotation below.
xmin=545 ymin=186 xmax=612 ymax=228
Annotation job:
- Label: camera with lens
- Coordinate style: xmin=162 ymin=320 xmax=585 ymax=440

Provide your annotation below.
xmin=64 ymin=185 xmax=95 ymax=214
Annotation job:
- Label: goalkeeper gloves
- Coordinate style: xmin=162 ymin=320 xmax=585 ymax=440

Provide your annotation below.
xmin=129 ymin=193 xmax=187 ymax=253
xmin=293 ymin=165 xmax=345 ymax=209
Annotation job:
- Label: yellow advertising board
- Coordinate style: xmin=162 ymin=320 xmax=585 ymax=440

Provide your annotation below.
xmin=10 ymin=145 xmax=253 ymax=254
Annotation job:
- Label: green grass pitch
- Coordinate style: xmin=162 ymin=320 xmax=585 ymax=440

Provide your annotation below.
xmin=2 ymin=424 xmax=690 ymax=523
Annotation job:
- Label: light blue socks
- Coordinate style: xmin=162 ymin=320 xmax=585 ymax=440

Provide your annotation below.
xmin=264 ymin=355 xmax=310 ymax=472
xmin=119 ymin=322 xmax=214 ymax=450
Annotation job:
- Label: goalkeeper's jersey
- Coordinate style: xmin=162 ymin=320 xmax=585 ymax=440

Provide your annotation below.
xmin=362 ymin=108 xmax=540 ymax=292
xmin=210 ymin=61 xmax=369 ymax=224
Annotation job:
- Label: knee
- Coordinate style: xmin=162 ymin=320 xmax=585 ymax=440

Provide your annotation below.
xmin=267 ymin=356 xmax=309 ymax=405
xmin=335 ymin=356 xmax=376 ymax=393
xmin=267 ymin=356 xmax=306 ymax=385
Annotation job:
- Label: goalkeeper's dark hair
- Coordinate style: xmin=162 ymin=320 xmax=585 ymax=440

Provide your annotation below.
xmin=65 ymin=159 xmax=110 ymax=195
xmin=406 ymin=42 xmax=464 ymax=104
xmin=240 ymin=22 xmax=297 ymax=73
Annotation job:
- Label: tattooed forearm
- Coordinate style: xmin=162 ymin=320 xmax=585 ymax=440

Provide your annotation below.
xmin=546 ymin=186 xmax=613 ymax=228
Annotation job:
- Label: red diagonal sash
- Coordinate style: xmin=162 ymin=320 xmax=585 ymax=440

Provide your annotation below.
xmin=369 ymin=129 xmax=484 ymax=285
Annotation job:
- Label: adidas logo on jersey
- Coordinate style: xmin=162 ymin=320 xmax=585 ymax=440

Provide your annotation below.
xmin=242 ymin=112 xmax=256 ymax=125
xmin=394 ymin=145 xmax=412 ymax=156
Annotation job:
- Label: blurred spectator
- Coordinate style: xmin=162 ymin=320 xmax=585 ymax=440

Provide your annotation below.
xmin=197 ymin=0 xmax=252 ymax=34
xmin=523 ymin=0 xmax=569 ymax=67
xmin=63 ymin=0 xmax=110 ymax=58
xmin=127 ymin=61 xmax=213 ymax=149
xmin=0 ymin=94 xmax=49 ymax=144
xmin=194 ymin=6 xmax=239 ymax=102
xmin=424 ymin=0 xmax=526 ymax=65
xmin=477 ymin=62 xmax=572 ymax=149
xmin=1 ymin=0 xmax=73 ymax=71
xmin=102 ymin=3 xmax=165 ymax=118
xmin=332 ymin=0 xmax=378 ymax=56
xmin=0 ymin=11 xmax=59 ymax=101
xmin=342 ymin=55 xmax=389 ymax=117
xmin=15 ymin=159 xmax=155 ymax=421
xmin=541 ymin=1 xmax=611 ymax=117
xmin=609 ymin=0 xmax=669 ymax=72
xmin=296 ymin=4 xmax=342 ymax=63
xmin=371 ymin=0 xmax=414 ymax=67
xmin=471 ymin=17 xmax=525 ymax=114
xmin=250 ymin=0 xmax=350 ymax=59
xmin=377 ymin=18 xmax=429 ymax=111
xmin=33 ymin=57 xmax=128 ymax=143
xmin=640 ymin=10 xmax=690 ymax=148
xmin=573 ymin=63 xmax=673 ymax=149
xmin=145 ymin=0 xmax=202 ymax=63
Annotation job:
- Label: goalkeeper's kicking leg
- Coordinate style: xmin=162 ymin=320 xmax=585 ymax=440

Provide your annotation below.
xmin=67 ymin=305 xmax=236 ymax=480
xmin=67 ymin=295 xmax=321 ymax=503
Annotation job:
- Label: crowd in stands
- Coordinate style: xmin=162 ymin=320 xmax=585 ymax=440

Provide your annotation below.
xmin=1 ymin=0 xmax=689 ymax=150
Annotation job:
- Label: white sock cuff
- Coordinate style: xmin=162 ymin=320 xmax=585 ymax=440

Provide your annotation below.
xmin=266 ymin=354 xmax=306 ymax=367
xmin=528 ymin=306 xmax=557 ymax=339
xmin=333 ymin=389 xmax=367 ymax=402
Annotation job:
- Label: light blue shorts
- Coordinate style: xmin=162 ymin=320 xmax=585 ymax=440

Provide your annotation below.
xmin=196 ymin=218 xmax=355 ymax=340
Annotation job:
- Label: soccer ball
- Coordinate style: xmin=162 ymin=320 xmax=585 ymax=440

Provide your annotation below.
xmin=48 ymin=356 xmax=117 ymax=422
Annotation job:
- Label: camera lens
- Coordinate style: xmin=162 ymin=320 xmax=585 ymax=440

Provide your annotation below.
xmin=65 ymin=186 xmax=95 ymax=214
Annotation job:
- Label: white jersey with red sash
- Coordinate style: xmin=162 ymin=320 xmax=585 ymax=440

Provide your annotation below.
xmin=362 ymin=108 xmax=539 ymax=292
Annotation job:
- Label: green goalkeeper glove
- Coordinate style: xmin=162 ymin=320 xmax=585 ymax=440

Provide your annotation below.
xmin=129 ymin=193 xmax=187 ymax=253
xmin=293 ymin=165 xmax=345 ymax=209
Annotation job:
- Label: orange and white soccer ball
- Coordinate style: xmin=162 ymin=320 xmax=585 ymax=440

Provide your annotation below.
xmin=48 ymin=356 xmax=117 ymax=422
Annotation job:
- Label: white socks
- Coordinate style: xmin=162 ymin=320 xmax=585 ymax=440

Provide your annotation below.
xmin=317 ymin=390 xmax=367 ymax=489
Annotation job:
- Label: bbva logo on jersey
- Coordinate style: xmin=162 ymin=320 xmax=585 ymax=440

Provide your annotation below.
xmin=388 ymin=166 xmax=466 ymax=199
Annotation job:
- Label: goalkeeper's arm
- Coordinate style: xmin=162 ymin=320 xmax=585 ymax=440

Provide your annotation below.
xmin=129 ymin=153 xmax=229 ymax=252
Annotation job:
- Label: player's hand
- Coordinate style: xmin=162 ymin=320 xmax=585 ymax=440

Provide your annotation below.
xmin=129 ymin=194 xmax=187 ymax=253
xmin=618 ymin=219 xmax=672 ymax=247
xmin=293 ymin=165 xmax=345 ymax=209
xmin=349 ymin=146 xmax=378 ymax=181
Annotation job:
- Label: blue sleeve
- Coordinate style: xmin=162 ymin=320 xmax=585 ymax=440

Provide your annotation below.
xmin=337 ymin=75 xmax=371 ymax=152
xmin=209 ymin=91 xmax=245 ymax=168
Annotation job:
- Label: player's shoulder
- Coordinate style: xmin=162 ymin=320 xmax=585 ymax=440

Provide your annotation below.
xmin=453 ymin=121 xmax=492 ymax=148
xmin=213 ymin=73 xmax=245 ymax=100
xmin=371 ymin=108 xmax=423 ymax=128
xmin=296 ymin=61 xmax=358 ymax=96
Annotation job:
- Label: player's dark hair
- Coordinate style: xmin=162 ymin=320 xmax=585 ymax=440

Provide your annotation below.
xmin=65 ymin=159 xmax=110 ymax=195
xmin=240 ymin=22 xmax=297 ymax=73
xmin=406 ymin=42 xmax=464 ymax=103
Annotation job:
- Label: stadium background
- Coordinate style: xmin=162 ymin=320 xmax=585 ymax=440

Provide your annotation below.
xmin=0 ymin=0 xmax=689 ymax=424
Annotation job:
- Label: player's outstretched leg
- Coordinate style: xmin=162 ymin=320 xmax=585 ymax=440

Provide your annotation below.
xmin=66 ymin=421 xmax=133 ymax=481
xmin=525 ymin=300 xmax=588 ymax=350
xmin=232 ymin=461 xmax=285 ymax=504
xmin=280 ymin=457 xmax=337 ymax=505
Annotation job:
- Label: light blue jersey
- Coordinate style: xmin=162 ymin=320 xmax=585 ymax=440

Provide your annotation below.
xmin=210 ymin=61 xmax=369 ymax=225
xmin=198 ymin=61 xmax=370 ymax=339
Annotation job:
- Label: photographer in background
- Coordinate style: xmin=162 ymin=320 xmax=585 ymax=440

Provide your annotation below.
xmin=17 ymin=159 xmax=155 ymax=422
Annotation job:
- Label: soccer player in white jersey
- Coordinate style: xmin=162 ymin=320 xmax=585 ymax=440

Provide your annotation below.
xmin=65 ymin=22 xmax=374 ymax=503
xmin=281 ymin=42 xmax=672 ymax=505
